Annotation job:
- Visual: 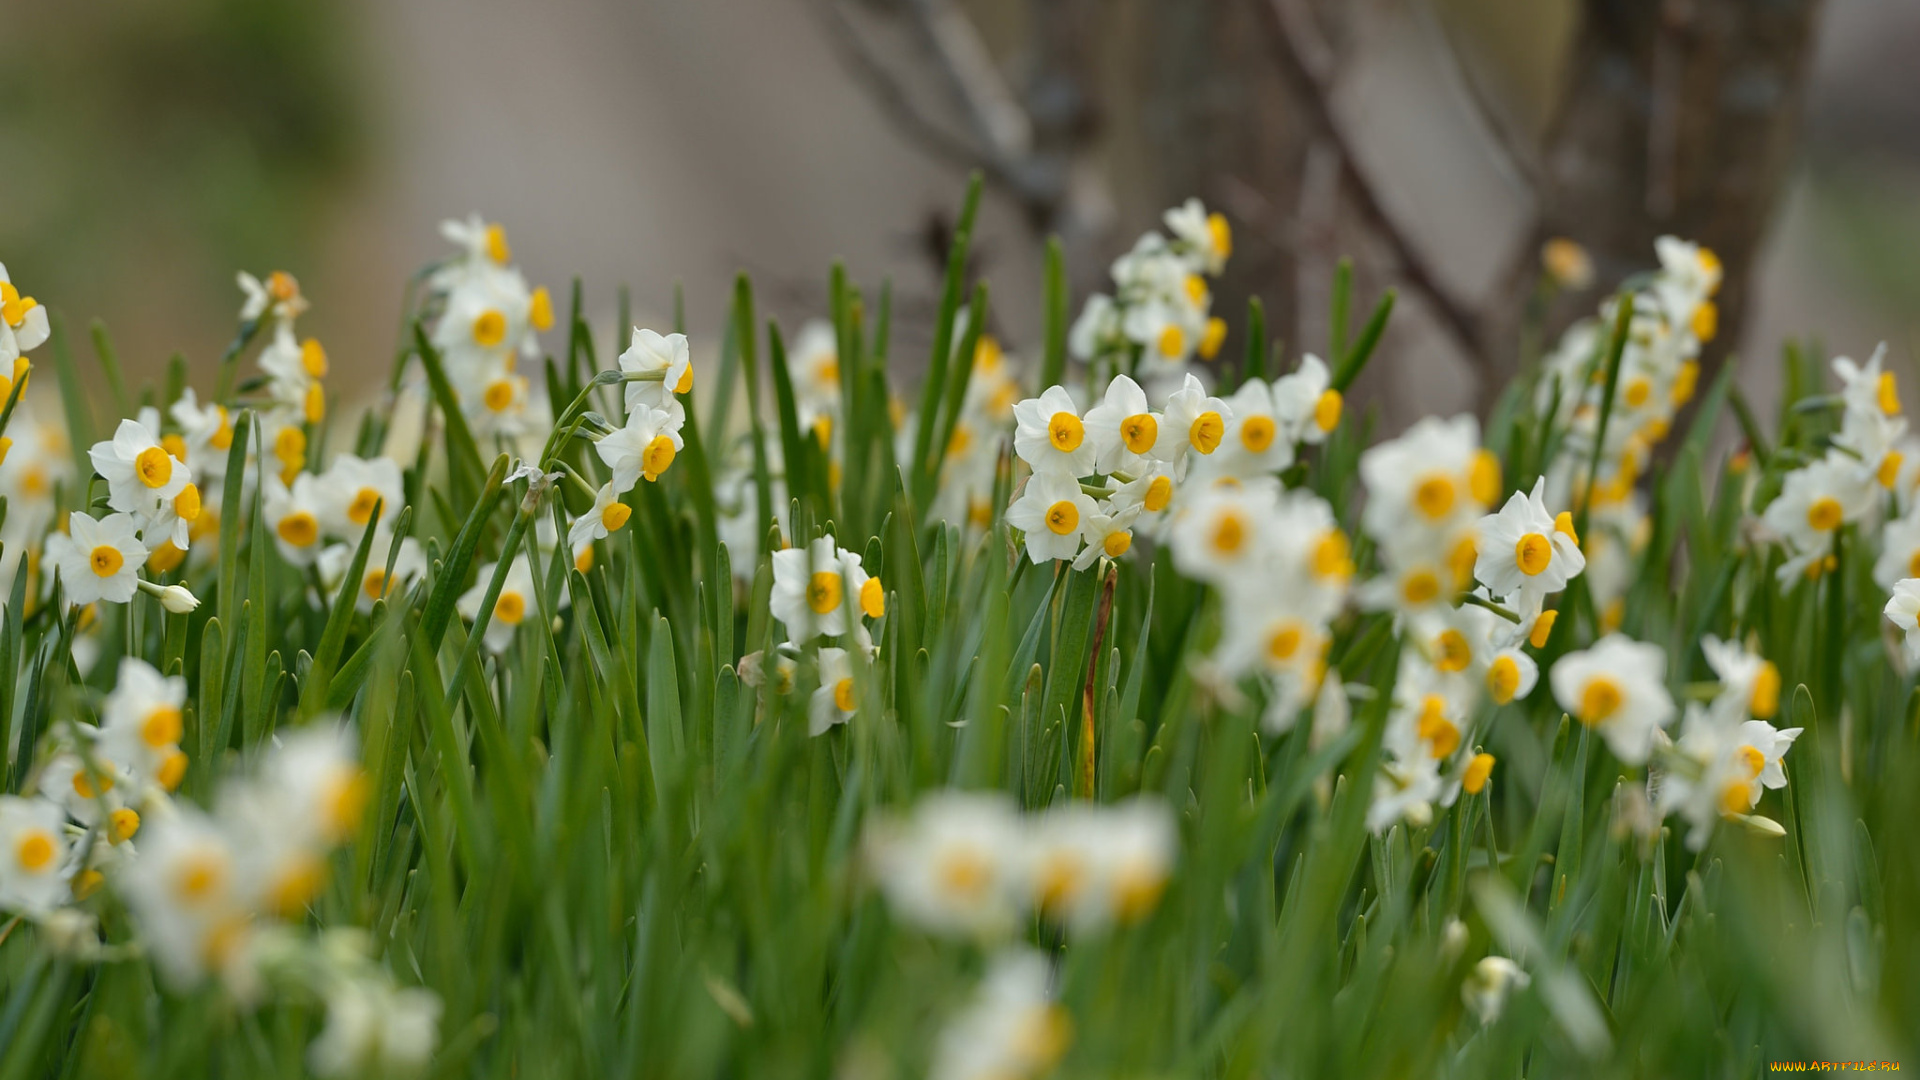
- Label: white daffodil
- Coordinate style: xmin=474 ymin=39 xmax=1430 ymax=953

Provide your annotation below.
xmin=769 ymin=537 xmax=878 ymax=643
xmin=1885 ymin=578 xmax=1920 ymax=665
xmin=1270 ymin=354 xmax=1342 ymax=446
xmin=1164 ymin=197 xmax=1231 ymax=275
xmin=1463 ymin=956 xmax=1531 ymax=1024
xmin=98 ymin=656 xmax=190 ymax=791
xmin=1026 ymin=798 xmax=1176 ymax=933
xmin=863 ymin=791 xmax=1029 ymax=938
xmin=1080 ymin=374 xmax=1160 ymax=476
xmin=1874 ymin=509 xmax=1920 ymax=590
xmin=809 ymin=646 xmax=858 ymax=736
xmin=1213 ymin=592 xmax=1329 ymax=690
xmin=236 ymin=269 xmax=307 ymax=324
xmin=1071 ymin=502 xmax=1142 ymax=571
xmin=49 ymin=511 xmax=147 ymax=607
xmin=1699 ymin=635 xmax=1782 ymax=722
xmin=1005 ymin=472 xmax=1095 ymax=565
xmin=790 ymin=320 xmax=842 ymax=434
xmin=1012 ymin=385 xmax=1096 ymax=478
xmin=0 ymin=264 xmax=51 ymax=367
xmin=1550 ymin=634 xmax=1675 ymax=764
xmin=928 ymin=948 xmax=1072 ymax=1080
xmin=36 ymin=749 xmax=135 ymax=833
xmin=317 ymin=534 xmax=427 ymax=613
xmin=264 ymin=474 xmax=329 ymax=567
xmin=456 ymin=556 xmax=540 ymax=654
xmin=1359 ymin=414 xmax=1496 ymax=546
xmin=467 ymin=371 xmax=531 ymax=439
xmin=620 ymin=327 xmax=694 ymax=412
xmin=1107 ymin=464 xmax=1178 ymax=537
xmin=1168 ymin=483 xmax=1275 ymax=585
xmin=90 ymin=417 xmax=189 ymax=515
xmin=308 ymin=976 xmax=443 ymax=1080
xmin=1155 ymin=373 xmax=1230 ymax=468
xmin=318 ymin=454 xmax=405 ymax=539
xmin=1213 ymin=378 xmax=1295 ymax=476
xmin=118 ymin=805 xmax=252 ymax=989
xmin=1832 ymin=344 xmax=1899 ymax=423
xmin=567 ymin=483 xmax=634 ymax=549
xmin=1474 ymin=478 xmax=1585 ymax=606
xmin=1763 ymin=454 xmax=1876 ymax=582
xmin=1485 ymin=646 xmax=1539 ymax=706
xmin=595 ymin=404 xmax=683 ymax=492
xmin=1068 ymin=293 xmax=1121 ymax=362
xmin=0 ymin=795 xmax=71 ymax=915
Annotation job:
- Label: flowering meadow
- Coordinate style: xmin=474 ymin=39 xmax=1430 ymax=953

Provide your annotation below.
xmin=0 ymin=177 xmax=1916 ymax=1077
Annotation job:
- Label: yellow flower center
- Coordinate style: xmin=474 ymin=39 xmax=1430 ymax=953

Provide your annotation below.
xmin=1554 ymin=511 xmax=1579 ymax=546
xmin=1751 ymin=661 xmax=1780 ymax=720
xmin=267 ymin=855 xmax=328 ymax=918
xmin=1315 ymin=389 xmax=1343 ymax=433
xmin=172 ymin=484 xmax=202 ymax=523
xmin=303 ymin=383 xmax=326 ymax=424
xmin=135 ymin=446 xmax=173 ymax=489
xmin=299 ymin=338 xmax=328 ymax=378
xmin=1045 ymin=500 xmax=1080 ymax=536
xmin=1402 ymin=569 xmax=1440 ymax=606
xmin=937 ymin=847 xmax=991 ymax=898
xmin=108 ymin=808 xmax=141 ymax=845
xmin=347 ymin=486 xmax=382 ymax=526
xmin=1692 ymin=302 xmax=1718 ymax=343
xmin=90 ymin=544 xmax=125 ymax=578
xmin=14 ymin=830 xmax=55 ymax=873
xmin=643 ymin=435 xmax=677 ymax=481
xmin=1207 ymin=212 xmax=1232 ymax=258
xmin=1312 ymin=531 xmax=1353 ymax=580
xmin=1144 ymin=475 xmax=1173 ymax=513
xmin=1879 ymin=451 xmax=1904 ymax=489
xmin=1435 ymin=629 xmax=1472 ymax=673
xmin=483 ymin=588 xmax=524 ymax=627
xmin=72 ymin=769 xmax=112 ymax=799
xmin=1121 ymin=413 xmax=1158 ymax=455
xmin=1879 ymin=371 xmax=1902 ymax=415
xmin=1267 ymin=622 xmax=1303 ymax=662
xmin=807 ymin=571 xmax=843 ymax=614
xmin=529 ymin=286 xmax=554 ymax=332
xmin=1048 ymin=412 xmax=1084 ymax=453
xmin=601 ymin=500 xmax=632 ymax=533
xmin=277 ymin=511 xmax=319 ymax=548
xmin=1199 ymin=317 xmax=1228 ymax=360
xmin=1413 ymin=473 xmax=1456 ymax=520
xmin=1515 ymin=532 xmax=1552 ymax=576
xmin=363 ymin=567 xmax=389 ymax=601
xmin=1469 ymin=450 xmax=1501 ymax=505
xmin=173 ymin=852 xmax=227 ymax=903
xmin=157 ymin=750 xmax=188 ymax=791
xmin=1672 ymin=360 xmax=1700 ymax=406
xmin=267 ymin=270 xmax=299 ymax=302
xmin=1623 ymin=377 xmax=1651 ymax=409
xmin=833 ymin=677 xmax=857 ymax=713
xmin=274 ymin=425 xmax=306 ymax=467
xmin=1240 ymin=415 xmax=1275 ymax=453
xmin=142 ymin=705 xmax=183 ymax=748
xmin=484 ymin=223 xmax=511 ymax=264
xmin=322 ymin=767 xmax=369 ymax=841
xmin=1464 ymin=753 xmax=1497 ymax=795
xmin=860 ymin=577 xmax=886 ymax=618
xmin=1189 ymin=411 xmax=1224 ymax=454
xmin=574 ymin=546 xmax=594 ymax=573
xmin=1577 ymin=676 xmax=1624 ymax=725
xmin=1529 ymin=610 xmax=1558 ymax=649
xmin=1806 ymin=496 xmax=1843 ymax=532
xmin=1184 ymin=274 xmax=1208 ymax=306
xmin=1114 ymin=861 xmax=1168 ymax=924
xmin=1736 ymin=744 xmax=1766 ymax=780
xmin=1103 ymin=530 xmax=1132 ymax=558
xmin=1415 ymin=695 xmax=1460 ymax=758
xmin=1487 ymin=655 xmax=1522 ymax=704
xmin=1209 ymin=509 xmax=1246 ymax=554
xmin=675 ymin=364 xmax=694 ymax=395
xmin=472 ymin=309 xmax=508 ymax=347
xmin=483 ymin=379 xmax=515 ymax=413
xmin=1157 ymin=324 xmax=1186 ymax=359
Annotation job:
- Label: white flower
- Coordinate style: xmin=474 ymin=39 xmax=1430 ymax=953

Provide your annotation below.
xmin=1068 ymin=293 xmax=1119 ymax=361
xmin=264 ymin=474 xmax=329 ymax=566
xmin=809 ymin=647 xmax=858 ymax=736
xmin=1658 ymin=703 xmax=1789 ymax=850
xmin=98 ymin=656 xmax=190 ymax=790
xmin=1885 ymin=578 xmax=1920 ymax=665
xmin=89 ymin=417 xmax=189 ymax=515
xmin=1874 ymin=509 xmax=1920 ymax=591
xmin=1005 ymin=472 xmax=1095 ymax=565
xmin=567 ymin=483 xmax=635 ymax=549
xmin=769 ymin=537 xmax=879 ymax=643
xmin=928 ymin=948 xmax=1071 ymax=1080
xmin=49 ymin=512 xmax=147 ymax=606
xmin=0 ymin=264 xmax=51 ymax=367
xmin=0 ymin=796 xmax=71 ymax=915
xmin=318 ymin=454 xmax=405 ymax=538
xmin=1012 ymin=385 xmax=1097 ymax=478
xmin=620 ymin=327 xmax=694 ymax=412
xmin=235 ymin=269 xmax=306 ymax=324
xmin=1833 ymin=344 xmax=1900 ymax=422
xmin=1473 ymin=478 xmax=1585 ymax=606
xmin=1549 ymin=634 xmax=1676 ymax=764
xmin=1270 ymin=353 xmax=1342 ymax=445
xmin=1463 ymin=956 xmax=1530 ymax=1024
xmin=1164 ymin=197 xmax=1231 ymax=275
xmin=1080 ymin=375 xmax=1161 ymax=476
xmin=1214 ymin=379 xmax=1295 ymax=476
xmin=118 ymin=805 xmax=251 ymax=989
xmin=1699 ymin=635 xmax=1782 ymax=722
xmin=864 ymin=791 xmax=1028 ymax=938
xmin=1359 ymin=414 xmax=1494 ymax=546
xmin=309 ymin=978 xmax=442 ymax=1079
xmin=595 ymin=405 xmax=683 ymax=492
xmin=1155 ymin=373 xmax=1231 ymax=467
xmin=1026 ymin=798 xmax=1176 ymax=932
xmin=35 ymin=750 xmax=134 ymax=831
xmin=1168 ymin=484 xmax=1273 ymax=585
xmin=456 ymin=556 xmax=540 ymax=654
xmin=318 ymin=534 xmax=428 ymax=613
xmin=1071 ymin=503 xmax=1142 ymax=571
xmin=1763 ymin=454 xmax=1876 ymax=582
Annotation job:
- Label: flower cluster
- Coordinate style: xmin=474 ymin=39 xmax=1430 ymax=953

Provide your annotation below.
xmin=427 ymin=214 xmax=556 ymax=438
xmin=1655 ymin=636 xmax=1797 ymax=849
xmin=1070 ymin=197 xmax=1233 ymax=381
xmin=761 ymin=535 xmax=887 ymax=733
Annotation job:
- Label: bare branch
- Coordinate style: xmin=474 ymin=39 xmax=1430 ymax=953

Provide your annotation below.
xmin=905 ymin=0 xmax=1034 ymax=162
xmin=1255 ymin=0 xmax=1493 ymax=366
xmin=1404 ymin=0 xmax=1550 ymax=197
xmin=810 ymin=0 xmax=1001 ymax=177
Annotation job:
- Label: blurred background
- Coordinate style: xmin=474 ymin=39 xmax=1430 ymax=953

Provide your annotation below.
xmin=0 ymin=0 xmax=1911 ymax=426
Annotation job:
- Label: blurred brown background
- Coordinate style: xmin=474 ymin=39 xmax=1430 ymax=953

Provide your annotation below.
xmin=0 ymin=0 xmax=1912 ymax=425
